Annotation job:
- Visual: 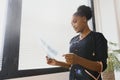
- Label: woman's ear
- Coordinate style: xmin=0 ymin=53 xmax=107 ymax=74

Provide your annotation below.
xmin=82 ymin=16 xmax=87 ymax=23
xmin=82 ymin=16 xmax=87 ymax=22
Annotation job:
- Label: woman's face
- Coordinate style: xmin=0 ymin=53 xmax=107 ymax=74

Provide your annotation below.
xmin=71 ymin=15 xmax=87 ymax=33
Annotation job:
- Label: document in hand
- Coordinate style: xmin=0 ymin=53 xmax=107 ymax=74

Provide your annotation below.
xmin=39 ymin=38 xmax=58 ymax=59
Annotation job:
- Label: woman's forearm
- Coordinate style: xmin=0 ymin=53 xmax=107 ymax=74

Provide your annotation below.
xmin=63 ymin=54 xmax=102 ymax=72
xmin=77 ymin=57 xmax=102 ymax=72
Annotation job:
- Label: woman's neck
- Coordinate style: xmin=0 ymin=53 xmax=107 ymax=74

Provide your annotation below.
xmin=79 ymin=26 xmax=91 ymax=40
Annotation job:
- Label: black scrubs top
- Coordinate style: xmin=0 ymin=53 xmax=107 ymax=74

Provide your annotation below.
xmin=69 ymin=31 xmax=108 ymax=80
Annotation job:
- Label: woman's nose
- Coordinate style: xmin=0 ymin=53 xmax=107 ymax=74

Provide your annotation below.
xmin=71 ymin=22 xmax=75 ymax=26
xmin=72 ymin=23 xmax=77 ymax=28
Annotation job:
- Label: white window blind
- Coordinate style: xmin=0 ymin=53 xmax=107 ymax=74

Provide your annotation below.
xmin=19 ymin=0 xmax=91 ymax=70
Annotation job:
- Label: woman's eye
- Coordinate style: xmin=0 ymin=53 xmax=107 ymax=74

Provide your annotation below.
xmin=73 ymin=20 xmax=77 ymax=23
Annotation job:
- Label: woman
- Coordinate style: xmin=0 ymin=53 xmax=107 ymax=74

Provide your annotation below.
xmin=46 ymin=5 xmax=108 ymax=80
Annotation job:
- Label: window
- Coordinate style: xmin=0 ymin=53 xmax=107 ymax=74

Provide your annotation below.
xmin=19 ymin=0 xmax=93 ymax=70
xmin=0 ymin=0 xmax=94 ymax=79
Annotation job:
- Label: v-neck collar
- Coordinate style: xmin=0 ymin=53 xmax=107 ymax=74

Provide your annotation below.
xmin=78 ymin=31 xmax=92 ymax=41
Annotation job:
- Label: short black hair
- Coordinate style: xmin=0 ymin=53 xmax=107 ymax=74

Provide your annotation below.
xmin=73 ymin=5 xmax=92 ymax=20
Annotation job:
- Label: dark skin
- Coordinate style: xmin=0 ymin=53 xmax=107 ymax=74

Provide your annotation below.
xmin=46 ymin=15 xmax=102 ymax=72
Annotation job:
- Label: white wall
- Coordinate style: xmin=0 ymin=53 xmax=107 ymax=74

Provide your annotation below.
xmin=114 ymin=0 xmax=120 ymax=45
xmin=0 ymin=0 xmax=7 ymax=71
xmin=94 ymin=0 xmax=120 ymax=44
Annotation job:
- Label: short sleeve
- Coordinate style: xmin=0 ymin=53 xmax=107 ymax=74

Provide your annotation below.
xmin=95 ymin=33 xmax=108 ymax=71
xmin=69 ymin=35 xmax=79 ymax=44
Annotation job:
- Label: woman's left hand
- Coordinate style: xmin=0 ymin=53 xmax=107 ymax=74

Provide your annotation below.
xmin=63 ymin=53 xmax=80 ymax=65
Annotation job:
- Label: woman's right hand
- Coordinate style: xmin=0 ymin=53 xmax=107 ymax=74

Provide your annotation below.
xmin=46 ymin=56 xmax=58 ymax=66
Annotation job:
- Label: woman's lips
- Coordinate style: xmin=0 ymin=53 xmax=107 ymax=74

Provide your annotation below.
xmin=74 ymin=26 xmax=78 ymax=31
